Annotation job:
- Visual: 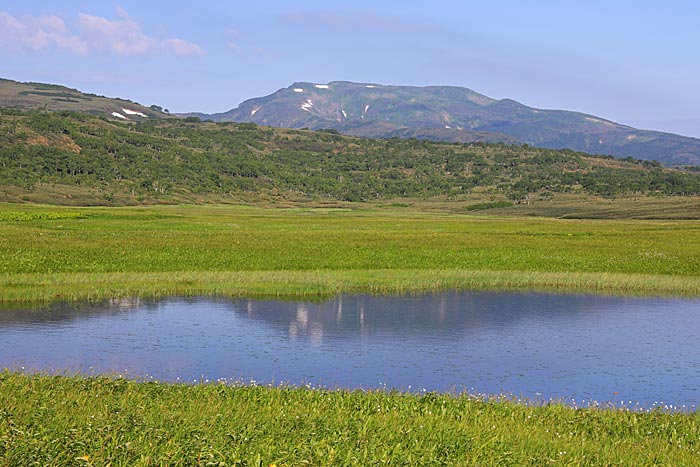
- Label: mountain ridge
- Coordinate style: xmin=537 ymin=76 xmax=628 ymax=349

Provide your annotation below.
xmin=2 ymin=77 xmax=700 ymax=166
xmin=189 ymin=81 xmax=700 ymax=166
xmin=0 ymin=78 xmax=170 ymax=120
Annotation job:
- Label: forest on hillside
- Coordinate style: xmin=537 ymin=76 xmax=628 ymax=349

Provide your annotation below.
xmin=2 ymin=108 xmax=700 ymax=203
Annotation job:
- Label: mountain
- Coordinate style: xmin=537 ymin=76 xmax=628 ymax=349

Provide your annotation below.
xmin=193 ymin=81 xmax=700 ymax=166
xmin=4 ymin=77 xmax=700 ymax=166
xmin=0 ymin=78 xmax=169 ymax=121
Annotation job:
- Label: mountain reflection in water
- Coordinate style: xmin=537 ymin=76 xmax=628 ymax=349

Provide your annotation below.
xmin=1 ymin=292 xmax=699 ymax=407
xmin=238 ymin=293 xmax=618 ymax=344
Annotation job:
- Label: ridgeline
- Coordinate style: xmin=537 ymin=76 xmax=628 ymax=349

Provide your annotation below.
xmin=191 ymin=81 xmax=700 ymax=166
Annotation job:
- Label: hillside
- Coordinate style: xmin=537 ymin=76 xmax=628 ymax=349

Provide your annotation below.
xmin=2 ymin=108 xmax=699 ymax=208
xmin=0 ymin=78 xmax=169 ymax=121
xmin=6 ymin=77 xmax=700 ymax=167
xmin=194 ymin=81 xmax=700 ymax=166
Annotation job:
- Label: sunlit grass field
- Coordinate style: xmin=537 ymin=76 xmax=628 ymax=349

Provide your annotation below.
xmin=2 ymin=204 xmax=700 ymax=465
xmin=2 ymin=372 xmax=699 ymax=466
xmin=1 ymin=202 xmax=700 ymax=303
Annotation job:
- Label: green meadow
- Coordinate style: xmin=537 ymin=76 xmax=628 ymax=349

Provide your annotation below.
xmin=3 ymin=203 xmax=700 ymax=465
xmin=2 ymin=372 xmax=699 ymax=466
xmin=1 ymin=202 xmax=700 ymax=303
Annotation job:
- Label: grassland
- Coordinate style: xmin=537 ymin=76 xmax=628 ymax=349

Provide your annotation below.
xmin=1 ymin=372 xmax=699 ymax=466
xmin=1 ymin=203 xmax=699 ymax=304
xmin=3 ymin=205 xmax=700 ymax=465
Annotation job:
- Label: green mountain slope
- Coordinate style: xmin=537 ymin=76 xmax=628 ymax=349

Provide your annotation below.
xmin=2 ymin=108 xmax=699 ymax=206
xmin=0 ymin=78 xmax=169 ymax=121
xmin=199 ymin=81 xmax=700 ymax=166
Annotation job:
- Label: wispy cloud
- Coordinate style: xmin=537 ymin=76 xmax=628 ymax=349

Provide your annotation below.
xmin=0 ymin=12 xmax=86 ymax=54
xmin=283 ymin=11 xmax=434 ymax=34
xmin=225 ymin=28 xmax=240 ymax=50
xmin=0 ymin=9 xmax=202 ymax=56
xmin=224 ymin=28 xmax=264 ymax=55
xmin=162 ymin=38 xmax=203 ymax=56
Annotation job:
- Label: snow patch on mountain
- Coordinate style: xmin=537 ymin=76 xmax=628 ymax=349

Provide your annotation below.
xmin=301 ymin=100 xmax=314 ymax=111
xmin=122 ymin=108 xmax=148 ymax=117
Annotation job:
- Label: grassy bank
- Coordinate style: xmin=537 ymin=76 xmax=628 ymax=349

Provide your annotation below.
xmin=1 ymin=203 xmax=700 ymax=303
xmin=2 ymin=270 xmax=700 ymax=305
xmin=1 ymin=372 xmax=698 ymax=466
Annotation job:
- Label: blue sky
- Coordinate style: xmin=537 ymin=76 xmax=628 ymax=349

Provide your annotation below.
xmin=2 ymin=1 xmax=699 ymax=137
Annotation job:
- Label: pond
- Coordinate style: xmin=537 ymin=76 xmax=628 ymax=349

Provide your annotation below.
xmin=1 ymin=292 xmax=699 ymax=408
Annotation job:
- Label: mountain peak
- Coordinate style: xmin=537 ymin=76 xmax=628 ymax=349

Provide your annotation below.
xmin=196 ymin=81 xmax=700 ymax=165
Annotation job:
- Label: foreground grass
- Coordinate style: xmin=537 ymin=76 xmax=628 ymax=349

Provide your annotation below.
xmin=1 ymin=373 xmax=698 ymax=466
xmin=1 ymin=203 xmax=700 ymax=303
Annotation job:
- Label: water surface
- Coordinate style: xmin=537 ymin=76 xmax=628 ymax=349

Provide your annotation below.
xmin=1 ymin=292 xmax=699 ymax=407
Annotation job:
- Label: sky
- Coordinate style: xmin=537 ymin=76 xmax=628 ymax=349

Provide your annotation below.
xmin=2 ymin=0 xmax=699 ymax=137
